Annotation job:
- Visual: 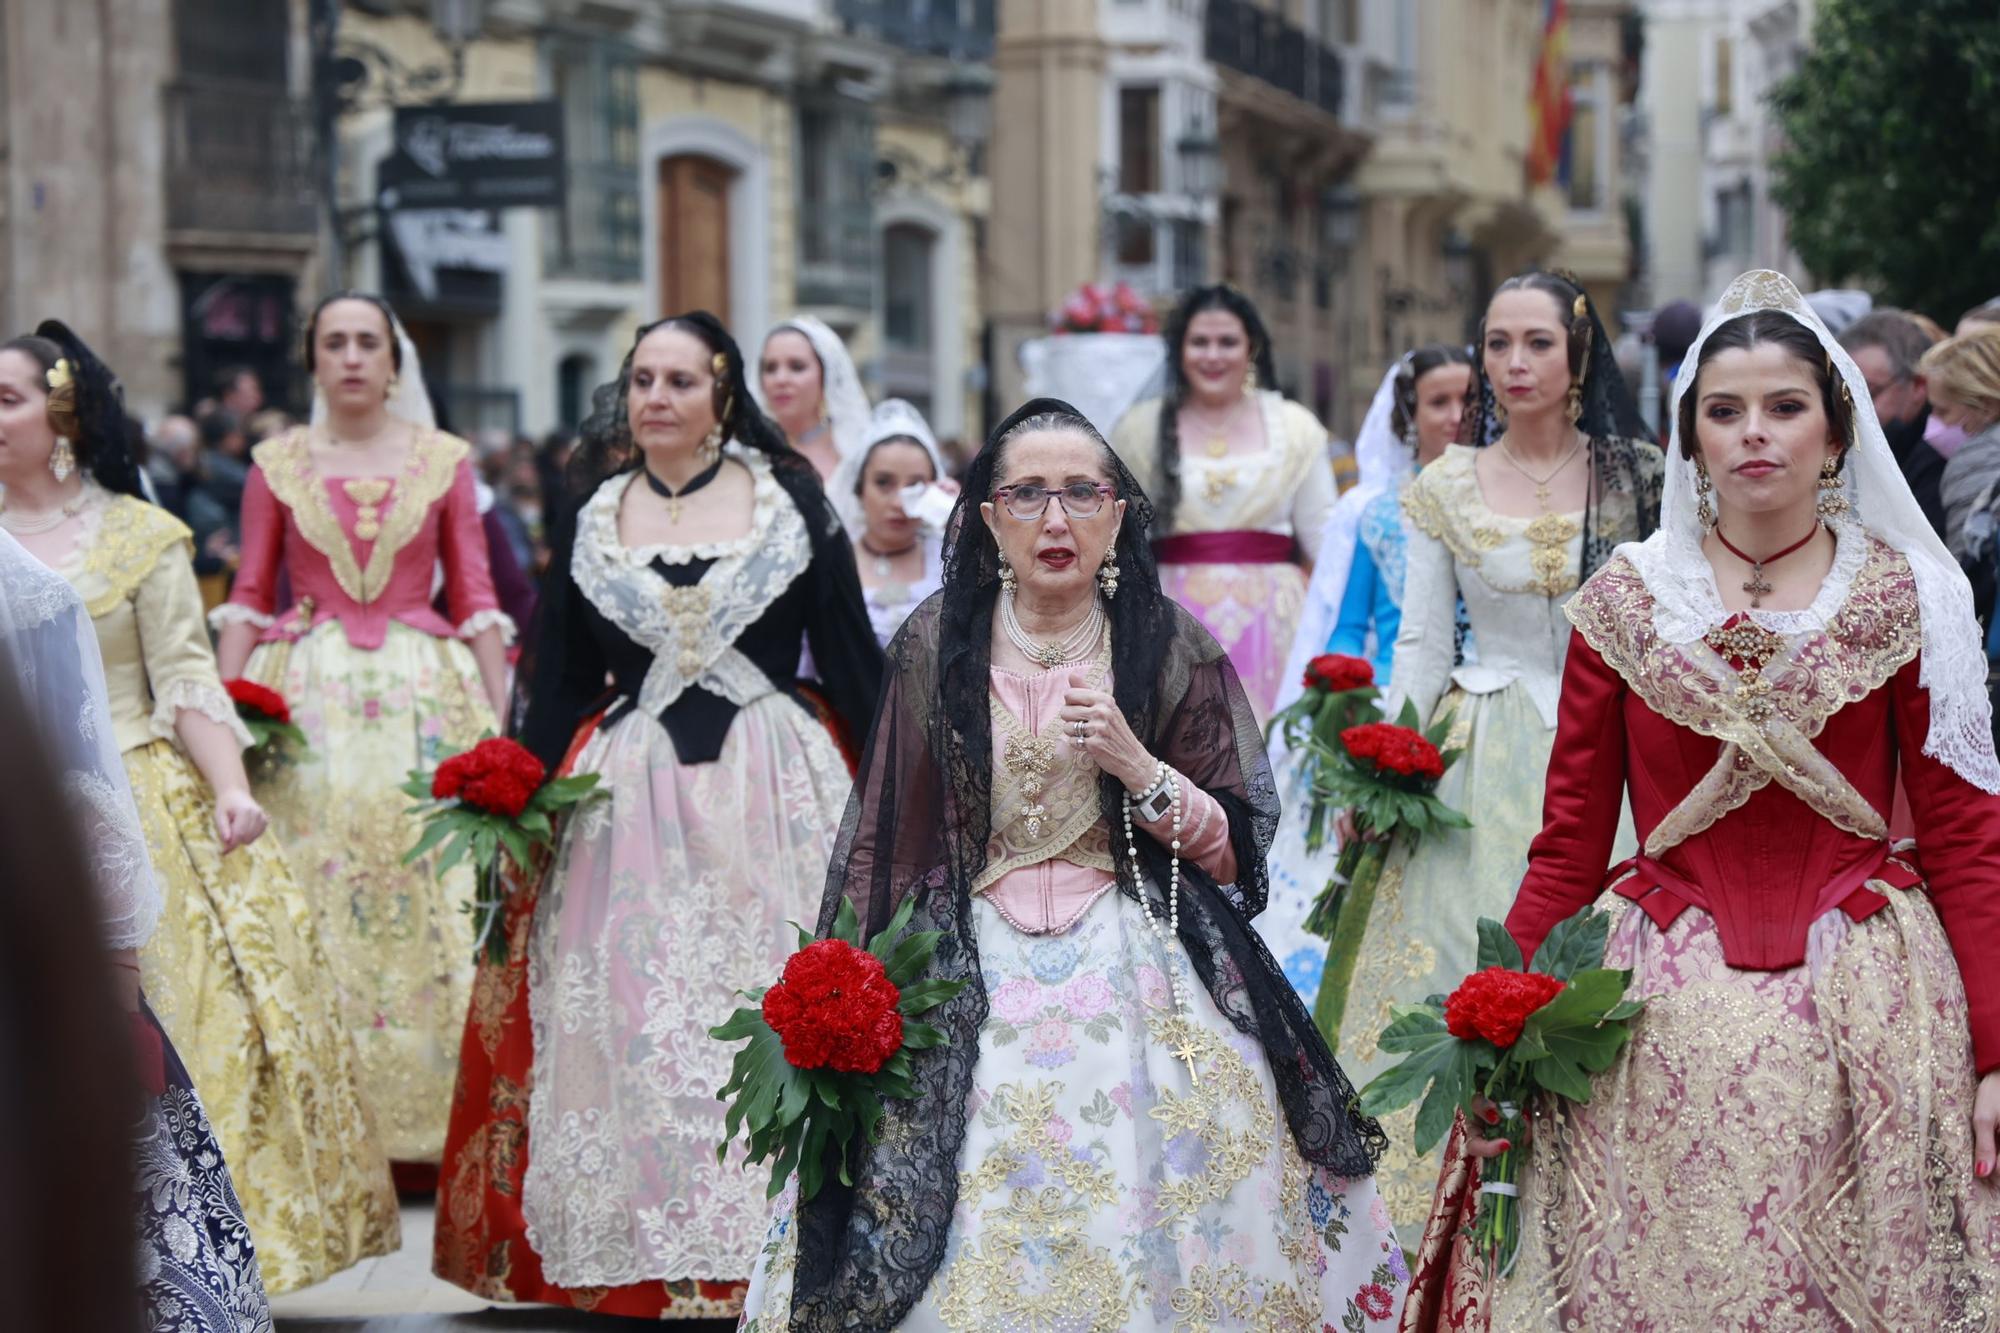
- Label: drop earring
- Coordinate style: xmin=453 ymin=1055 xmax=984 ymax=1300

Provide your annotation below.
xmin=1565 ymin=382 xmax=1584 ymax=426
xmin=48 ymin=435 xmax=74 ymax=482
xmin=1694 ymin=455 xmax=1718 ymax=531
xmin=1242 ymin=364 xmax=1259 ymax=398
xmin=1098 ymin=545 xmax=1120 ymax=600
xmin=1816 ymin=453 xmax=1850 ymax=519
xmin=999 ymin=558 xmax=1018 ymax=594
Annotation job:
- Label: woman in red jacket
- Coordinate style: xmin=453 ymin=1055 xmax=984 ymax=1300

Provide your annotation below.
xmin=1417 ymin=271 xmax=2000 ymax=1330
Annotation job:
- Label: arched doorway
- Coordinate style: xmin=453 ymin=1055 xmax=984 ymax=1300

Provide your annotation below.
xmin=656 ymin=154 xmax=735 ymax=323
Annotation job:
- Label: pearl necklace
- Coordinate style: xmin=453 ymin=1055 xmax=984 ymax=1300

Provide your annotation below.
xmin=0 ymin=488 xmax=87 ymax=533
xmin=1000 ymin=588 xmax=1103 ymax=669
xmin=1123 ymin=759 xmax=1200 ymax=1084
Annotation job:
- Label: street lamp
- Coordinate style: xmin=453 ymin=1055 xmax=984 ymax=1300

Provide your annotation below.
xmin=1176 ymin=125 xmax=1221 ymax=200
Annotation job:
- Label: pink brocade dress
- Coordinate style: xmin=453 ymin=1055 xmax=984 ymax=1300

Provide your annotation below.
xmin=213 ymin=426 xmax=510 ymax=1163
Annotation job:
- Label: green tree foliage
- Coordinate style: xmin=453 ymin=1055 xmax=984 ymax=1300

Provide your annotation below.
xmin=1769 ymin=0 xmax=2000 ymax=323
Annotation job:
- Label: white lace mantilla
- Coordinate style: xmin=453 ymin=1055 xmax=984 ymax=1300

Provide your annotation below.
xmin=1629 ymin=268 xmax=2000 ymax=792
xmin=571 ymin=445 xmax=812 ymax=719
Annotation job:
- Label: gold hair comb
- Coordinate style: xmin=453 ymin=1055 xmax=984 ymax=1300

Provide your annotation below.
xmin=46 ymin=358 xmax=73 ymax=393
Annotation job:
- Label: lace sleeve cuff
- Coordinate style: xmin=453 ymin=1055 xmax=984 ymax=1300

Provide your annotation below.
xmin=208 ymin=603 xmax=274 ymax=632
xmin=150 ymin=678 xmax=255 ymax=749
xmin=457 ymin=608 xmax=518 ymax=645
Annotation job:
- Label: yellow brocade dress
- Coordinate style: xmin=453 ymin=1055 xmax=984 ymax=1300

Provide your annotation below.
xmin=64 ymin=488 xmax=398 ymax=1294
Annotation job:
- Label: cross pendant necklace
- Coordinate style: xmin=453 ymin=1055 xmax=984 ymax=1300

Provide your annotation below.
xmin=642 ymin=455 xmax=725 ymax=525
xmin=1714 ymin=522 xmax=1821 ymax=610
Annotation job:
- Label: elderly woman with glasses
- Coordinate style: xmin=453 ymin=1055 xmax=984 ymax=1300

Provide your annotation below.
xmin=737 ymin=398 xmax=1403 ymax=1332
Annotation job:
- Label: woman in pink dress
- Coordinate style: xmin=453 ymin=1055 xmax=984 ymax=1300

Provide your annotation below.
xmin=214 ymin=291 xmax=512 ymax=1168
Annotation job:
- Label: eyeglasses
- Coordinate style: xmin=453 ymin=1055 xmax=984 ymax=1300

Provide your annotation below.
xmin=992 ymin=482 xmax=1115 ymax=521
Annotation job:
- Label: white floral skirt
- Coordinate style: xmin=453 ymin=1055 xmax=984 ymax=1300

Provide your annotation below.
xmin=740 ymin=884 xmax=1408 ymax=1331
xmin=522 ymin=694 xmax=851 ymax=1290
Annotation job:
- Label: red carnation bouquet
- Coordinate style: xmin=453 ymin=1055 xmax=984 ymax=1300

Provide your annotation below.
xmin=710 ymin=895 xmax=967 ymax=1203
xmin=1266 ymin=653 xmax=1383 ymax=854
xmin=1301 ymin=700 xmax=1470 ymax=1041
xmin=225 ymin=678 xmax=308 ymax=765
xmin=1358 ymin=908 xmax=1644 ymax=1276
xmin=400 ymin=736 xmax=599 ymax=962
xmin=1050 ymin=280 xmax=1160 ymax=335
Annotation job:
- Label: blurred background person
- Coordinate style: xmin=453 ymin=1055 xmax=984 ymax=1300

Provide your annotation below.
xmin=755 ymin=314 xmax=871 ymax=482
xmin=828 ymin=397 xmax=954 ymax=648
xmin=1929 ymin=329 xmax=2000 ymax=560
xmin=1958 ymin=299 xmax=2000 ymax=337
xmin=1842 ymin=308 xmax=1949 ymax=536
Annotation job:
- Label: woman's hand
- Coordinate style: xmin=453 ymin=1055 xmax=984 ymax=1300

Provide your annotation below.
xmin=211 ymin=786 xmax=268 ymax=853
xmin=1333 ymin=808 xmax=1390 ymax=846
xmin=1461 ymin=1095 xmax=1515 ymax=1160
xmin=1059 ymin=671 xmax=1154 ymax=791
xmin=1975 ymin=1070 xmax=2000 ymax=1180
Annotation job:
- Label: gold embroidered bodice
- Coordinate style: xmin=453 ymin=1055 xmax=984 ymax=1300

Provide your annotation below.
xmin=974 ymin=643 xmax=1117 ymax=893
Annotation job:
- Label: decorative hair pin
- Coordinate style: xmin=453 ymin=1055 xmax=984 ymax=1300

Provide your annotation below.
xmin=45 ymin=358 xmax=73 ymax=393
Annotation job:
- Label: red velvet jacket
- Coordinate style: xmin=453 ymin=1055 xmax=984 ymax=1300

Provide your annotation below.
xmin=1506 ymin=541 xmax=2000 ymax=1072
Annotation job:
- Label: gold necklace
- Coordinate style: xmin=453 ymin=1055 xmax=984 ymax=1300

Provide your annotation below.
xmin=1182 ymin=397 xmax=1250 ymax=458
xmin=1496 ymin=436 xmax=1584 ymax=511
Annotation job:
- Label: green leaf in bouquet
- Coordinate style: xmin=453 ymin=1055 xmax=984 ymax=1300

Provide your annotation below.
xmin=897 ymin=977 xmax=968 ymax=1015
xmin=1517 ymin=967 xmax=1638 ymax=1104
xmin=1603 ymin=998 xmax=1646 ymax=1023
xmin=797 ymin=1114 xmax=831 ymax=1202
xmin=534 ymin=773 xmax=602 ymax=805
xmin=867 ymin=894 xmax=919 ymax=958
xmin=400 ymin=769 xmax=435 ymax=801
xmin=1530 ymin=909 xmax=1611 ymax=982
xmin=709 ymin=1004 xmax=769 ymax=1042
xmin=852 ymin=1086 xmax=886 ymax=1144
xmin=1422 ymin=709 xmax=1457 ymax=751
xmin=900 ymin=1019 xmax=948 ymax=1050
xmin=514 ymin=808 xmax=553 ymax=839
xmin=400 ymin=815 xmax=460 ymax=866
xmin=1414 ymin=1045 xmax=1478 ymax=1154
xmin=496 ymin=824 xmax=536 ymax=876
xmin=831 ymin=896 xmax=861 ymax=947
xmin=881 ymin=930 xmax=945 ymax=988
xmin=1475 ymin=918 xmax=1525 ymax=972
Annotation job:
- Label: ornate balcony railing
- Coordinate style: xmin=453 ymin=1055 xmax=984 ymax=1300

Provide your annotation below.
xmin=1204 ymin=0 xmax=1346 ymax=119
xmin=833 ymin=0 xmax=996 ymax=62
xmin=164 ymin=82 xmax=317 ymax=236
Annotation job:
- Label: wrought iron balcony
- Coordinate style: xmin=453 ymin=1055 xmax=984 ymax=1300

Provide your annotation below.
xmin=165 ymin=82 xmax=317 ymax=237
xmin=833 ymin=0 xmax=996 ymax=62
xmin=1204 ymin=0 xmax=1346 ymax=120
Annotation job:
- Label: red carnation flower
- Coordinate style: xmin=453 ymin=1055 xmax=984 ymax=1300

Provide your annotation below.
xmin=224 ymin=678 xmax=290 ymax=724
xmin=1304 ymin=653 xmax=1374 ymax=693
xmin=761 ymin=939 xmax=905 ymax=1074
xmin=1444 ymin=966 xmax=1566 ymax=1048
xmin=430 ymin=737 xmax=547 ymax=813
xmin=1340 ymin=722 xmax=1444 ymax=780
xmin=1356 ymin=1282 xmax=1396 ymax=1322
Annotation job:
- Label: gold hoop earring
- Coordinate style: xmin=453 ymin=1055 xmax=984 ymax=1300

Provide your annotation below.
xmin=48 ymin=435 xmax=74 ymax=483
xmin=1694 ymin=455 xmax=1718 ymax=531
xmin=999 ymin=558 xmax=1018 ymax=594
xmin=1098 ymin=545 xmax=1120 ymax=600
xmin=1816 ymin=453 xmax=1850 ymax=519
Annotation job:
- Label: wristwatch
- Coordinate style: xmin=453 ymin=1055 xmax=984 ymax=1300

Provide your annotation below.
xmin=1133 ymin=768 xmax=1177 ymax=823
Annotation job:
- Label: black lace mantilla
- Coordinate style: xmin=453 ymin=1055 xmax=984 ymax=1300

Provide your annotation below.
xmin=786 ymin=397 xmax=1387 ymax=1330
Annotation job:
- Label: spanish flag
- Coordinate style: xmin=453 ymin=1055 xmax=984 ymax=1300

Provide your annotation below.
xmin=1526 ymin=0 xmax=1572 ymax=187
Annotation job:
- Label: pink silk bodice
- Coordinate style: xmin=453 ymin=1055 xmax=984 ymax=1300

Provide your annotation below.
xmin=224 ymin=428 xmax=505 ymax=650
xmin=980 ymin=664 xmax=1236 ymax=935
